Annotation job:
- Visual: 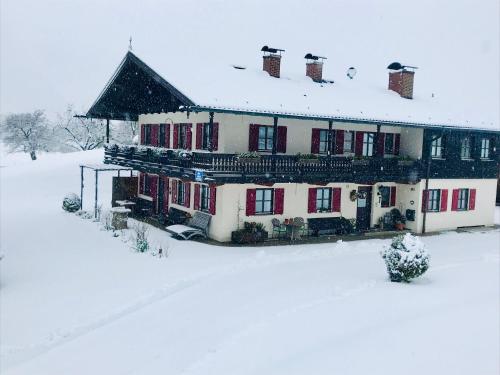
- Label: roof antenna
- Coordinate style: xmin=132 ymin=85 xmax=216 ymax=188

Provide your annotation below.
xmin=128 ymin=36 xmax=133 ymax=51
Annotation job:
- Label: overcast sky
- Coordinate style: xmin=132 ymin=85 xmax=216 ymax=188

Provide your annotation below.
xmin=1 ymin=0 xmax=498 ymax=122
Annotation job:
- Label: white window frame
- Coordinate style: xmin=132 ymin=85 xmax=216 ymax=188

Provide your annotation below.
xmin=427 ymin=189 xmax=440 ymax=212
xmin=460 ymin=137 xmax=472 ymax=159
xmin=457 ymin=188 xmax=469 ymax=211
xmin=315 ymin=188 xmax=331 ymax=212
xmin=362 ymin=133 xmax=374 ymax=157
xmin=255 ymin=189 xmax=273 ymax=215
xmin=480 ymin=138 xmax=490 ymax=159
xmin=431 ymin=136 xmax=444 ymax=158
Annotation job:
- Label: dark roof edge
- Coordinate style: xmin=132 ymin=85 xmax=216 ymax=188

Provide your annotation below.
xmin=189 ymin=105 xmax=500 ymax=134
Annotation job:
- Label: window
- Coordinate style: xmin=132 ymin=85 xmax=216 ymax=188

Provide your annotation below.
xmin=343 ymin=131 xmax=354 ymax=153
xmin=178 ymin=124 xmax=188 ymax=149
xmin=177 ymin=181 xmax=185 ymax=205
xmin=159 ymin=124 xmax=166 ymax=147
xmin=431 ymin=136 xmax=444 ymax=158
xmin=200 ymin=185 xmax=210 ymax=211
xmin=258 ymin=126 xmax=274 ymax=151
xmin=384 ymin=134 xmax=394 ymax=155
xmin=362 ymin=133 xmax=374 ymax=156
xmin=380 ymin=186 xmax=391 ymax=207
xmin=202 ymin=123 xmax=211 ymax=150
xmin=255 ymin=189 xmax=273 ymax=214
xmin=144 ymin=124 xmax=152 ymax=145
xmin=480 ymin=138 xmax=490 ymax=159
xmin=427 ymin=189 xmax=440 ymax=212
xmin=457 ymin=188 xmax=469 ymax=211
xmin=316 ymin=188 xmax=331 ymax=212
xmin=319 ymin=130 xmax=329 ymax=154
xmin=142 ymin=174 xmax=151 ymax=196
xmin=461 ymin=137 xmax=471 ymax=159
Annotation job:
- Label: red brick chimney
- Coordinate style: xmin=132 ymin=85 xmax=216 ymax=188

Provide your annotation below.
xmin=387 ymin=62 xmax=417 ymax=99
xmin=304 ymin=53 xmax=326 ymax=83
xmin=261 ymin=46 xmax=284 ymax=78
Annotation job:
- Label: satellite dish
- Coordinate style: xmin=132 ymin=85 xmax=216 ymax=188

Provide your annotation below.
xmin=347 ymin=67 xmax=357 ymax=79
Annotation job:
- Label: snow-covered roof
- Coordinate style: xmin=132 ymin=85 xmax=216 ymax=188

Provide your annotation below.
xmin=94 ymin=0 xmax=500 ymax=132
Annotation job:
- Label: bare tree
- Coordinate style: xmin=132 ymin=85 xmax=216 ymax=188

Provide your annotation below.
xmin=111 ymin=120 xmax=138 ymax=144
xmin=57 ymin=105 xmax=106 ymax=151
xmin=1 ymin=110 xmax=51 ymax=160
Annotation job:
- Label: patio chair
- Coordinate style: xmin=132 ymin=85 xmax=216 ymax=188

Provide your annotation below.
xmin=291 ymin=217 xmax=305 ymax=241
xmin=271 ymin=218 xmax=287 ymax=239
xmin=165 ymin=211 xmax=211 ymax=240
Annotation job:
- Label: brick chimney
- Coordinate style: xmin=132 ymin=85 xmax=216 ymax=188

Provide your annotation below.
xmin=261 ymin=46 xmax=284 ymax=78
xmin=304 ymin=53 xmax=326 ymax=83
xmin=387 ymin=62 xmax=417 ymax=99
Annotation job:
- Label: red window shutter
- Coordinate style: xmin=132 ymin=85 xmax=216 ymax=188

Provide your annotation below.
xmin=195 ymin=123 xmax=203 ymax=150
xmin=209 ymin=185 xmax=217 ymax=215
xmin=171 ymin=180 xmax=178 ymax=204
xmin=184 ymin=182 xmax=191 ymax=207
xmin=277 ymin=126 xmax=287 ymax=153
xmin=173 ymin=124 xmax=179 ymax=148
xmin=308 ymin=188 xmax=317 ymax=213
xmin=332 ymin=188 xmax=341 ymax=212
xmin=248 ymin=124 xmax=259 ymax=151
xmin=139 ymin=172 xmax=144 ymax=194
xmin=185 ymin=124 xmax=192 ymax=150
xmin=212 ymin=123 xmax=219 ymax=151
xmin=162 ymin=177 xmax=169 ymax=213
xmin=377 ymin=133 xmax=385 ymax=156
xmin=394 ymin=134 xmax=401 ymax=155
xmin=390 ymin=186 xmax=396 ymax=207
xmin=440 ymin=189 xmax=448 ymax=212
xmin=469 ymin=189 xmax=476 ymax=210
xmin=150 ymin=175 xmax=158 ymax=213
xmin=193 ymin=184 xmax=201 ymax=210
xmin=153 ymin=124 xmax=161 ymax=146
xmin=311 ymin=129 xmax=321 ymax=154
xmin=451 ymin=189 xmax=459 ymax=211
xmin=165 ymin=124 xmax=170 ymax=148
xmin=246 ymin=189 xmax=256 ymax=216
xmin=274 ymin=188 xmax=285 ymax=214
xmin=355 ymin=132 xmax=364 ymax=156
xmin=335 ymin=130 xmax=344 ymax=154
xmin=421 ymin=190 xmax=428 ymax=212
xmin=140 ymin=124 xmax=145 ymax=145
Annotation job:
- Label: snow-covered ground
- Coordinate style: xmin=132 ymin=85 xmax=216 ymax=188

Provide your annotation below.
xmin=1 ymin=148 xmax=499 ymax=375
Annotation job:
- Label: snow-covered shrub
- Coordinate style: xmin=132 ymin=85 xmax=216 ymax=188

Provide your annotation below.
xmin=62 ymin=193 xmax=81 ymax=212
xmin=381 ymin=233 xmax=429 ymax=282
xmin=133 ymin=223 xmax=149 ymax=253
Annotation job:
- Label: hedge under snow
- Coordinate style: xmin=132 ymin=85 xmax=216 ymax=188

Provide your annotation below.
xmin=381 ymin=233 xmax=430 ymax=282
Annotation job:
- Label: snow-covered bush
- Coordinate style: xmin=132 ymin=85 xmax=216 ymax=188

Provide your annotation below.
xmin=381 ymin=233 xmax=429 ymax=282
xmin=133 ymin=223 xmax=149 ymax=253
xmin=62 ymin=193 xmax=81 ymax=212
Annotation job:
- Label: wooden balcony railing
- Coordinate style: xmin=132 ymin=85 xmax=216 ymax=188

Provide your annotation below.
xmin=104 ymin=145 xmax=423 ymax=184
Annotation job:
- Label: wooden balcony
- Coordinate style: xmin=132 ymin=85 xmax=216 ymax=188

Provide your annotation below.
xmin=104 ymin=145 xmax=423 ymax=184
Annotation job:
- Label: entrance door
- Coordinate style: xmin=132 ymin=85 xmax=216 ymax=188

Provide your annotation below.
xmin=158 ymin=177 xmax=169 ymax=215
xmin=356 ymin=186 xmax=372 ymax=231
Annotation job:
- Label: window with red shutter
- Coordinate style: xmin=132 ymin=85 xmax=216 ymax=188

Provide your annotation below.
xmin=469 ymin=189 xmax=476 ymax=210
xmin=355 ymin=132 xmax=364 ymax=156
xmin=377 ymin=133 xmax=385 ymax=156
xmin=451 ymin=189 xmax=459 ymax=211
xmin=173 ymin=124 xmax=179 ymax=148
xmin=248 ymin=124 xmax=259 ymax=151
xmin=390 ymin=186 xmax=396 ymax=206
xmin=193 ymin=184 xmax=201 ymax=210
xmin=209 ymin=185 xmax=217 ymax=215
xmin=171 ymin=180 xmax=178 ymax=204
xmin=277 ymin=126 xmax=287 ymax=153
xmin=332 ymin=188 xmax=341 ymax=212
xmin=335 ymin=130 xmax=344 ymax=154
xmin=212 ymin=123 xmax=219 ymax=151
xmin=421 ymin=189 xmax=429 ymax=212
xmin=195 ymin=123 xmax=203 ymax=150
xmin=307 ymin=188 xmax=317 ymax=213
xmin=440 ymin=189 xmax=448 ymax=211
xmin=246 ymin=189 xmax=256 ymax=216
xmin=311 ymin=129 xmax=321 ymax=154
xmin=394 ymin=134 xmax=401 ymax=155
xmin=274 ymin=188 xmax=284 ymax=214
xmin=184 ymin=182 xmax=191 ymax=208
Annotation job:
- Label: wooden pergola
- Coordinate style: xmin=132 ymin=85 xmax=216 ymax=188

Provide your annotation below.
xmin=79 ymin=164 xmax=133 ymax=218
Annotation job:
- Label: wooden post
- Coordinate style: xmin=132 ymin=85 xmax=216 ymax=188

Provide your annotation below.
xmin=106 ymin=119 xmax=110 ymax=143
xmin=94 ymin=170 xmax=99 ymax=219
xmin=80 ymin=166 xmax=84 ymax=210
xmin=208 ymin=111 xmax=214 ymax=152
xmin=422 ymin=133 xmax=441 ymax=234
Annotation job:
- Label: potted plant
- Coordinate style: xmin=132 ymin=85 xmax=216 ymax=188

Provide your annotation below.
xmin=396 ymin=156 xmax=414 ymax=166
xmin=231 ymin=221 xmax=269 ymax=244
xmin=296 ymin=153 xmax=320 ymax=165
xmin=237 ymin=152 xmax=262 ymax=164
xmin=352 ymin=155 xmax=370 ymax=166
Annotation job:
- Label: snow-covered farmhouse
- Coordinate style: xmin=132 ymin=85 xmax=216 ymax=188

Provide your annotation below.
xmin=86 ymin=48 xmax=499 ymax=242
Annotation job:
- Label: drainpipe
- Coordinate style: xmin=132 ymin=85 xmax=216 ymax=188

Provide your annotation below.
xmin=208 ymin=111 xmax=214 ymax=152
